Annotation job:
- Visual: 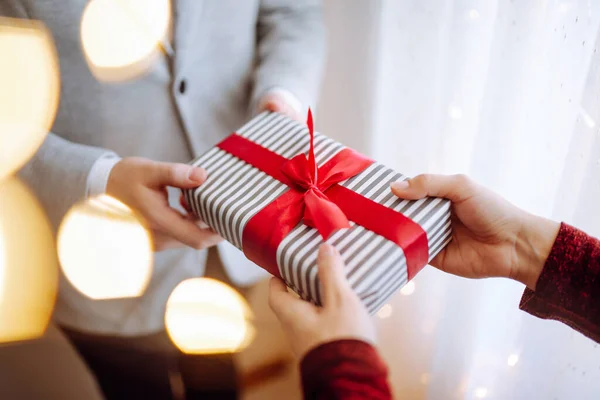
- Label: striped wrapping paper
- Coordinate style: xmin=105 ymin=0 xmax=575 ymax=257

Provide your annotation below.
xmin=185 ymin=112 xmax=452 ymax=314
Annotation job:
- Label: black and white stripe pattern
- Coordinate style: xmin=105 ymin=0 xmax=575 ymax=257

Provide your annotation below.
xmin=185 ymin=112 xmax=452 ymax=315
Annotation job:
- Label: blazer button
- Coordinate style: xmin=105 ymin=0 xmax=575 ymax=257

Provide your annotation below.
xmin=178 ymin=79 xmax=187 ymax=94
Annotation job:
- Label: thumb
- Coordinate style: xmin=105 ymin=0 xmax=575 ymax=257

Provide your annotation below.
xmin=390 ymin=173 xmax=475 ymax=202
xmin=260 ymin=96 xmax=303 ymax=122
xmin=317 ymin=243 xmax=352 ymax=308
xmin=150 ymin=162 xmax=207 ymax=189
xmin=268 ymin=277 xmax=316 ymax=323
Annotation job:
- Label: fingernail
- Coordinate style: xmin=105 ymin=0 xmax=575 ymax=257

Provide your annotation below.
xmin=266 ymin=100 xmax=282 ymax=113
xmin=188 ymin=168 xmax=206 ymax=183
xmin=391 ymin=180 xmax=409 ymax=191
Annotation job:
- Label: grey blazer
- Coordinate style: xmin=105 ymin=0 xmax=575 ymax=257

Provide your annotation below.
xmin=1 ymin=0 xmax=325 ymax=335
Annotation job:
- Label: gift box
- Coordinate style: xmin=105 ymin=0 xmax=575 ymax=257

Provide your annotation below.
xmin=184 ymin=111 xmax=452 ymax=314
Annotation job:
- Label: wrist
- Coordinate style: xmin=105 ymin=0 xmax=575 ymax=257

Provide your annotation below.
xmin=87 ymin=153 xmax=121 ymax=198
xmin=514 ymin=214 xmax=560 ymax=290
xmin=105 ymin=158 xmax=129 ymax=198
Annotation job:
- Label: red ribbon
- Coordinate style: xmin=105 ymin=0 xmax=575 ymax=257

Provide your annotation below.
xmin=217 ymin=110 xmax=429 ymax=280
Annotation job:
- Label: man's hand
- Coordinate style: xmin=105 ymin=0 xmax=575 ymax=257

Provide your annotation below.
xmin=269 ymin=243 xmax=376 ymax=359
xmin=258 ymin=90 xmax=304 ymax=122
xmin=106 ymin=157 xmax=222 ymax=252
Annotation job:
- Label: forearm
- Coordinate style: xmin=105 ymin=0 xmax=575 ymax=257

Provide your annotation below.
xmin=301 ymin=340 xmax=392 ymax=400
xmin=18 ymin=133 xmax=117 ymax=230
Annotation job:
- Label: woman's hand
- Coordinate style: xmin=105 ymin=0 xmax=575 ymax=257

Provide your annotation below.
xmin=391 ymin=174 xmax=560 ymax=289
xmin=268 ymin=243 xmax=376 ymax=359
xmin=107 ymin=157 xmax=222 ymax=252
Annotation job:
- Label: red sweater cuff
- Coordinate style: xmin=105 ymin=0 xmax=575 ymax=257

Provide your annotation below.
xmin=300 ymin=339 xmax=392 ymax=400
xmin=520 ymin=222 xmax=600 ymax=342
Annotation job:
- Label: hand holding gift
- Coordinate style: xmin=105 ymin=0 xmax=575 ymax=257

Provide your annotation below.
xmin=269 ymin=243 xmax=375 ymax=358
xmin=392 ymin=174 xmax=560 ymax=290
xmin=107 ymin=157 xmax=223 ymax=252
xmin=257 ymin=90 xmax=304 ymax=123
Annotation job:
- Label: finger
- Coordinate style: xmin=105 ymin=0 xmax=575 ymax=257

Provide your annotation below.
xmin=429 ymin=241 xmax=462 ymax=274
xmin=183 ymin=212 xmax=200 ymax=222
xmin=268 ymin=277 xmax=315 ymax=322
xmin=261 ymin=98 xmax=303 ymax=122
xmin=262 ymin=98 xmax=285 ymax=113
xmin=179 ymin=193 xmax=191 ymax=213
xmin=390 ymin=174 xmax=475 ymax=202
xmin=147 ymin=162 xmax=208 ymax=189
xmin=152 ymin=232 xmax=186 ymax=251
xmin=428 ymin=247 xmax=446 ymax=270
xmin=178 ymin=194 xmax=205 ymax=225
xmin=317 ymin=243 xmax=351 ymax=308
xmin=152 ymin=206 xmax=223 ymax=250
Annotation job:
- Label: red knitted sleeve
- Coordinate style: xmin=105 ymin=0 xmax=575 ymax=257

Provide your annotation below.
xmin=520 ymin=223 xmax=600 ymax=343
xmin=300 ymin=339 xmax=392 ymax=400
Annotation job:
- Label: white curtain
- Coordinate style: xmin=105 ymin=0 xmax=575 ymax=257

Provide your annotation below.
xmin=319 ymin=1 xmax=600 ymax=399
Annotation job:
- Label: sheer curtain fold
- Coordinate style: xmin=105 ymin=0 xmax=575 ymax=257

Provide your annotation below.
xmin=320 ymin=0 xmax=600 ymax=398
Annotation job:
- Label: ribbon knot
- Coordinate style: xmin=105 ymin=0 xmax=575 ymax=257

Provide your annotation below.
xmin=280 ymin=109 xmax=369 ymax=239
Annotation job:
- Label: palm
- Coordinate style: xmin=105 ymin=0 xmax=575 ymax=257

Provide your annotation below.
xmin=431 ymin=188 xmax=524 ymax=280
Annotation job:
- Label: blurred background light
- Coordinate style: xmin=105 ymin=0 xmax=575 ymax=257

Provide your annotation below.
xmin=400 ymin=280 xmax=416 ymax=296
xmin=0 ymin=228 xmax=5 ymax=301
xmin=467 ymin=9 xmax=480 ymax=20
xmin=448 ymin=104 xmax=464 ymax=120
xmin=57 ymin=195 xmax=153 ymax=299
xmin=377 ymin=303 xmax=393 ymax=319
xmin=165 ymin=278 xmax=255 ymax=355
xmin=0 ymin=17 xmax=59 ymax=181
xmin=80 ymin=0 xmax=171 ymax=81
xmin=474 ymin=387 xmax=488 ymax=399
xmin=0 ymin=178 xmax=58 ymax=342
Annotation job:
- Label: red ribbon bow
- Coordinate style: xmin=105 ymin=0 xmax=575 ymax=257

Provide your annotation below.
xmin=217 ymin=109 xmax=429 ymax=280
xmin=279 ymin=109 xmax=370 ymax=239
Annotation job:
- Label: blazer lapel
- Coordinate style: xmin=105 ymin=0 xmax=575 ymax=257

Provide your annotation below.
xmin=172 ymin=0 xmax=205 ymax=78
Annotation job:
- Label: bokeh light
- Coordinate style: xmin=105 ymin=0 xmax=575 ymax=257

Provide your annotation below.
xmin=0 ymin=229 xmax=5 ymax=301
xmin=80 ymin=0 xmax=171 ymax=81
xmin=165 ymin=278 xmax=255 ymax=355
xmin=377 ymin=303 xmax=393 ymax=319
xmin=467 ymin=9 xmax=480 ymax=20
xmin=400 ymin=280 xmax=416 ymax=296
xmin=0 ymin=178 xmax=58 ymax=342
xmin=57 ymin=195 xmax=153 ymax=299
xmin=474 ymin=387 xmax=488 ymax=399
xmin=0 ymin=17 xmax=59 ymax=181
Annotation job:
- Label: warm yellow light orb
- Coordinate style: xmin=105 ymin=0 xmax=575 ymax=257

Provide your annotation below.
xmin=0 ymin=17 xmax=60 ymax=181
xmin=57 ymin=195 xmax=153 ymax=300
xmin=0 ymin=231 xmax=5 ymax=302
xmin=0 ymin=178 xmax=58 ymax=343
xmin=165 ymin=278 xmax=255 ymax=355
xmin=80 ymin=0 xmax=171 ymax=81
